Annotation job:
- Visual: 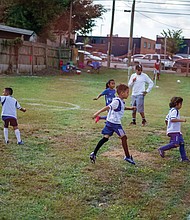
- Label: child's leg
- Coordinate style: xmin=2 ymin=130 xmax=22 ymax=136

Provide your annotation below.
xmin=179 ymin=134 xmax=188 ymax=161
xmin=159 ymin=133 xmax=180 ymax=157
xmin=4 ymin=127 xmax=9 ymax=143
xmin=13 ymin=126 xmax=22 ymax=143
xmin=121 ymin=135 xmax=135 ymax=165
xmin=121 ymin=135 xmax=130 ymax=158
xmin=94 ymin=136 xmax=109 ymax=155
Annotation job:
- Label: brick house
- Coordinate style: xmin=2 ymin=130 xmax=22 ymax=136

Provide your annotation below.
xmin=76 ymin=35 xmax=156 ymax=56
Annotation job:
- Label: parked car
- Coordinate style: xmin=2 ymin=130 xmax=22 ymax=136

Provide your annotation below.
xmin=172 ymin=55 xmax=183 ymax=61
xmin=135 ymin=54 xmax=173 ymax=70
xmin=172 ymin=58 xmax=190 ymax=73
xmin=122 ymin=54 xmax=144 ymax=64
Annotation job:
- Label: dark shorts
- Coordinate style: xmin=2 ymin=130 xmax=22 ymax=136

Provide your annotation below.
xmin=102 ymin=121 xmax=126 ymax=137
xmin=131 ymin=95 xmax=144 ymax=113
xmin=2 ymin=116 xmax=18 ymax=128
xmin=168 ymin=132 xmax=184 ymax=145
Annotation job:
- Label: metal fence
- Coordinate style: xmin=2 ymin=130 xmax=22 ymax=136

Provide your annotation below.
xmin=0 ymin=39 xmax=71 ymax=74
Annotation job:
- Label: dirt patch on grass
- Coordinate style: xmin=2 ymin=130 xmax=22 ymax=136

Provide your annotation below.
xmin=102 ymin=148 xmax=155 ymax=162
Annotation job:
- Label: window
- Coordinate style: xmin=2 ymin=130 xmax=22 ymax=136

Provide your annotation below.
xmin=144 ymin=42 xmax=147 ymax=48
xmin=148 ymin=43 xmax=151 ymax=49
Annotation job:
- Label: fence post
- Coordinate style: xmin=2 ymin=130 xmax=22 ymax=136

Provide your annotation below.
xmin=31 ymin=43 xmax=34 ymax=75
xmin=186 ymin=62 xmax=190 ymax=77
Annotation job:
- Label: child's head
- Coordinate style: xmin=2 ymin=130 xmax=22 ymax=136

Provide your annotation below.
xmin=3 ymin=88 xmax=13 ymax=96
xmin=116 ymin=84 xmax=129 ymax=99
xmin=106 ymin=79 xmax=115 ymax=89
xmin=169 ymin=96 xmax=183 ymax=108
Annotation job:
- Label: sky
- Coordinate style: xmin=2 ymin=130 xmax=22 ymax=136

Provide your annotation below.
xmin=91 ymin=0 xmax=190 ymax=40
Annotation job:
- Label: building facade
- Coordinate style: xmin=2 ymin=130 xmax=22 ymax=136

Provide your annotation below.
xmin=76 ymin=35 xmax=156 ymax=56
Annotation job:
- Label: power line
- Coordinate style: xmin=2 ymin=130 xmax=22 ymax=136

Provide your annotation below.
xmin=137 ymin=11 xmax=190 ymax=31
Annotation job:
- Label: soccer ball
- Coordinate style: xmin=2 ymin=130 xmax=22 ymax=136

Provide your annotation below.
xmin=177 ymin=80 xmax=181 ymax=83
xmin=87 ymin=70 xmax=91 ymax=73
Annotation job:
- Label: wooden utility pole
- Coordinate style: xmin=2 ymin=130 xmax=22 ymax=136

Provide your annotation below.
xmin=68 ymin=0 xmax=73 ymax=47
xmin=128 ymin=0 xmax=136 ymax=67
xmin=107 ymin=0 xmax=115 ymax=68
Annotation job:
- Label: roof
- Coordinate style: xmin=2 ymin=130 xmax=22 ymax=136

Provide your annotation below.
xmin=0 ymin=24 xmax=35 ymax=36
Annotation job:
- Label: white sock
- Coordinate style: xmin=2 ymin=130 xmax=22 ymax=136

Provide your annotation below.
xmin=4 ymin=128 xmax=9 ymax=142
xmin=14 ymin=129 xmax=21 ymax=143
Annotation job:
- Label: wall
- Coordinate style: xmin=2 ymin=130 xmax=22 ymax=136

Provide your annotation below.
xmin=0 ymin=39 xmax=71 ymax=74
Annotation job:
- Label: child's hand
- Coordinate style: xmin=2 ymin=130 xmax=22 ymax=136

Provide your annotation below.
xmin=131 ymin=106 xmax=136 ymax=110
xmin=92 ymin=114 xmax=98 ymax=119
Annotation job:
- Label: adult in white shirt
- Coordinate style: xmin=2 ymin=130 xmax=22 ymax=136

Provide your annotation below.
xmin=128 ymin=64 xmax=154 ymax=126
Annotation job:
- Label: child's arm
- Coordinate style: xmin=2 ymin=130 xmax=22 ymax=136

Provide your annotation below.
xmin=20 ymin=107 xmax=26 ymax=112
xmin=93 ymin=94 xmax=102 ymax=100
xmin=125 ymin=106 xmax=136 ymax=111
xmin=171 ymin=118 xmax=186 ymax=123
xmin=92 ymin=106 xmax=110 ymax=119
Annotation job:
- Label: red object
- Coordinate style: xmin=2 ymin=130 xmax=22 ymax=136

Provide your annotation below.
xmin=59 ymin=60 xmax=63 ymax=67
xmin=95 ymin=116 xmax=100 ymax=123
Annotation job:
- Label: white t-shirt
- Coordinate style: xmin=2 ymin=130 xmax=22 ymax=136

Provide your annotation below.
xmin=128 ymin=72 xmax=154 ymax=96
xmin=166 ymin=108 xmax=181 ymax=134
xmin=107 ymin=97 xmax=125 ymax=124
xmin=0 ymin=96 xmax=21 ymax=119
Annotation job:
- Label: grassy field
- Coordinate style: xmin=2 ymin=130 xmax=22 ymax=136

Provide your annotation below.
xmin=1 ymin=69 xmax=190 ymax=220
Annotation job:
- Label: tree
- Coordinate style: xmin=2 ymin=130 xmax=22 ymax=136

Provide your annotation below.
xmin=161 ymin=29 xmax=186 ymax=56
xmin=1 ymin=0 xmax=105 ymax=42
xmin=53 ymin=0 xmax=106 ymax=36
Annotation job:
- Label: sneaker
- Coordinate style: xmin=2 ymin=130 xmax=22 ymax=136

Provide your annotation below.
xmin=95 ymin=116 xmax=100 ymax=123
xmin=158 ymin=148 xmax=165 ymax=158
xmin=142 ymin=119 xmax=147 ymax=126
xmin=90 ymin=152 xmax=96 ymax=163
xmin=5 ymin=140 xmax=9 ymax=144
xmin=18 ymin=140 xmax=24 ymax=145
xmin=181 ymin=158 xmax=190 ymax=162
xmin=129 ymin=121 xmax=136 ymax=125
xmin=124 ymin=155 xmax=136 ymax=165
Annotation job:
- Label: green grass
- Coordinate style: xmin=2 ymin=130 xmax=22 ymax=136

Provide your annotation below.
xmin=1 ymin=69 xmax=190 ymax=220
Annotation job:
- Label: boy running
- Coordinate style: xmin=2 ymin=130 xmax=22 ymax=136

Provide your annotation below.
xmin=0 ymin=88 xmax=26 ymax=144
xmin=90 ymin=84 xmax=136 ymax=165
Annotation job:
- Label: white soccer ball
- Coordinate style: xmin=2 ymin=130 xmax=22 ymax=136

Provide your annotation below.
xmin=177 ymin=80 xmax=181 ymax=83
xmin=87 ymin=70 xmax=91 ymax=73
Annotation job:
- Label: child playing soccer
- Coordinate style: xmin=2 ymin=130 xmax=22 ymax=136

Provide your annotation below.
xmin=90 ymin=84 xmax=136 ymax=165
xmin=158 ymin=96 xmax=189 ymax=162
xmin=0 ymin=87 xmax=26 ymax=144
xmin=93 ymin=79 xmax=116 ymax=123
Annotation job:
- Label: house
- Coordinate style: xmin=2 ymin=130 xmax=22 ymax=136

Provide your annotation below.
xmin=0 ymin=24 xmax=36 ymax=41
xmin=76 ymin=35 xmax=156 ymax=56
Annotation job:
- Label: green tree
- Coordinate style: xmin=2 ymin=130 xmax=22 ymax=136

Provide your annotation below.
xmin=1 ymin=0 xmax=105 ymax=42
xmin=161 ymin=29 xmax=186 ymax=56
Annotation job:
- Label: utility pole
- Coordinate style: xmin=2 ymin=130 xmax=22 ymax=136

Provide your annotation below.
xmin=107 ymin=0 xmax=115 ymax=68
xmin=128 ymin=0 xmax=136 ymax=67
xmin=68 ymin=0 xmax=73 ymax=47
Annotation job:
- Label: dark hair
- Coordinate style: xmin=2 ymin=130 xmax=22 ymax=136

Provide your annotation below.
xmin=116 ymin=84 xmax=129 ymax=94
xmin=169 ymin=97 xmax=183 ymax=108
xmin=135 ymin=64 xmax=143 ymax=70
xmin=106 ymin=79 xmax=115 ymax=89
xmin=5 ymin=87 xmax=13 ymax=95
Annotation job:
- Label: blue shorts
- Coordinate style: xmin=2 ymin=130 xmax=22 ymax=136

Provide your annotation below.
xmin=102 ymin=121 xmax=126 ymax=137
xmin=131 ymin=95 xmax=144 ymax=113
